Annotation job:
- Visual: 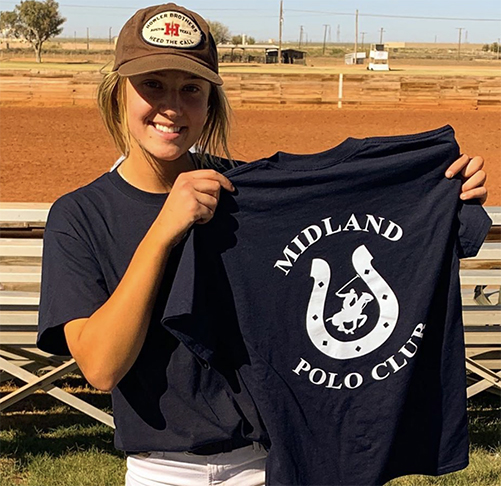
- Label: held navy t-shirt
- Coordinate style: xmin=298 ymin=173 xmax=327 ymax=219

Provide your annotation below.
xmin=162 ymin=126 xmax=492 ymax=485
xmin=37 ymin=163 xmax=266 ymax=453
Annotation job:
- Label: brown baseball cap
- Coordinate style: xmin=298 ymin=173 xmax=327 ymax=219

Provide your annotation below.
xmin=113 ymin=3 xmax=223 ymax=85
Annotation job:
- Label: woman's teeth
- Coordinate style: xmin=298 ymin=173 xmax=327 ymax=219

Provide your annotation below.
xmin=154 ymin=124 xmax=181 ymax=133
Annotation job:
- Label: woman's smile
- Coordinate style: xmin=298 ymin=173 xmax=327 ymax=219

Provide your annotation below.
xmin=151 ymin=122 xmax=182 ymax=134
xmin=149 ymin=121 xmax=185 ymax=140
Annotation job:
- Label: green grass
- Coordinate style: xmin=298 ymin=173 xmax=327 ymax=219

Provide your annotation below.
xmin=0 ymin=417 xmax=126 ymax=486
xmin=0 ymin=376 xmax=125 ymax=486
xmin=0 ymin=449 xmax=125 ymax=486
xmin=386 ymin=448 xmax=501 ymax=486
xmin=0 ymin=376 xmax=499 ymax=485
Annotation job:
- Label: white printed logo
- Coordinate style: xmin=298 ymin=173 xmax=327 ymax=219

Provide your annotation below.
xmin=275 ymin=213 xmax=427 ymax=390
xmin=142 ymin=11 xmax=202 ymax=48
xmin=306 ymin=245 xmax=399 ymax=359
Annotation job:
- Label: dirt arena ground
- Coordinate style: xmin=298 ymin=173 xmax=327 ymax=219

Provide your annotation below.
xmin=1 ymin=107 xmax=499 ymax=204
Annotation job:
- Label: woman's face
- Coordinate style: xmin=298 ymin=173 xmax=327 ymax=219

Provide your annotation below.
xmin=125 ymin=70 xmax=211 ymax=162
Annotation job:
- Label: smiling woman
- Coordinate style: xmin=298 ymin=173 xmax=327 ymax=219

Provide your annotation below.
xmin=37 ymin=3 xmax=267 ymax=486
xmin=35 ymin=2 xmax=489 ymax=486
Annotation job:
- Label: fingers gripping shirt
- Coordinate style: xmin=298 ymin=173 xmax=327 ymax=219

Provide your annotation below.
xmin=162 ymin=126 xmax=492 ymax=486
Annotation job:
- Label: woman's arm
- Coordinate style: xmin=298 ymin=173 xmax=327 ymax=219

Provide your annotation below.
xmin=446 ymin=154 xmax=487 ymax=203
xmin=64 ymin=170 xmax=234 ymax=391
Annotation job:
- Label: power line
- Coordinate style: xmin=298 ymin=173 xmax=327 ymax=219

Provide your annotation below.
xmin=0 ymin=2 xmax=130 ymax=9
xmin=287 ymin=9 xmax=501 ymax=22
xmin=0 ymin=2 xmax=499 ymax=21
xmin=2 ymin=2 xmax=498 ymax=23
xmin=0 ymin=2 xmax=277 ymax=12
xmin=288 ymin=10 xmax=353 ymax=17
xmin=362 ymin=13 xmax=499 ymax=22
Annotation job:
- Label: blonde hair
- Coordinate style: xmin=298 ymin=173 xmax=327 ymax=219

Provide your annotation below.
xmin=96 ymin=71 xmax=234 ymax=169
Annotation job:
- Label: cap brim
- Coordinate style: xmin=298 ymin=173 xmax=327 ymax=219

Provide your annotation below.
xmin=117 ymin=54 xmax=223 ymax=85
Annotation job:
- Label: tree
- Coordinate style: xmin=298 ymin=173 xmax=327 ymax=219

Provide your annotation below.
xmin=0 ymin=11 xmax=18 ymax=48
xmin=206 ymin=20 xmax=231 ymax=45
xmin=231 ymin=34 xmax=256 ymax=45
xmin=0 ymin=0 xmax=65 ymax=63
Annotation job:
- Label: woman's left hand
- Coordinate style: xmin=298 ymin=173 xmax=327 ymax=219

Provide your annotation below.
xmin=445 ymin=154 xmax=487 ymax=204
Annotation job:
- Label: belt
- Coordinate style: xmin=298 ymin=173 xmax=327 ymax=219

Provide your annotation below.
xmin=189 ymin=436 xmax=253 ymax=456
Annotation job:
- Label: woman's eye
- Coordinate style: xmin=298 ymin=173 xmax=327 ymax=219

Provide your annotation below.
xmin=144 ymin=80 xmax=162 ymax=89
xmin=183 ymin=85 xmax=201 ymax=93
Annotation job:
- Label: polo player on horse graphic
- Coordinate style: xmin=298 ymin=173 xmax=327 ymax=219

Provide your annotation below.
xmin=326 ymin=287 xmax=374 ymax=335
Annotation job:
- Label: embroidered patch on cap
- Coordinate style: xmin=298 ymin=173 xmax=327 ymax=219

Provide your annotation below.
xmin=142 ymin=11 xmax=202 ymax=48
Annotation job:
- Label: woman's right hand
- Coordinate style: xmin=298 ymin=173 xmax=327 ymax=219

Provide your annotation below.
xmin=155 ymin=169 xmax=235 ymax=247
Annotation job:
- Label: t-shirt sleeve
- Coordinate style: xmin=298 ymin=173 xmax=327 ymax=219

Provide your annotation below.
xmin=161 ymin=227 xmax=241 ymax=368
xmin=37 ymin=199 xmax=109 ymax=355
xmin=161 ymin=229 xmax=216 ymax=365
xmin=456 ymin=201 xmax=492 ymax=259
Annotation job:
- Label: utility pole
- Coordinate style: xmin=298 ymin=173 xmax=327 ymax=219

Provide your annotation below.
xmin=86 ymin=27 xmax=89 ymax=51
xmin=464 ymin=30 xmax=468 ymax=43
xmin=354 ymin=9 xmax=358 ymax=60
xmin=379 ymin=27 xmax=385 ymax=44
xmin=109 ymin=27 xmax=112 ymax=45
xmin=298 ymin=25 xmax=303 ymax=48
xmin=322 ymin=24 xmax=329 ymax=54
xmin=498 ymin=38 xmax=500 ymax=60
xmin=434 ymin=35 xmax=437 ymax=43
xmin=278 ymin=0 xmax=283 ymax=64
xmin=456 ymin=27 xmax=464 ymax=61
xmin=360 ymin=31 xmax=367 ymax=50
xmin=74 ymin=31 xmax=77 ymax=50
xmin=336 ymin=24 xmax=340 ymax=43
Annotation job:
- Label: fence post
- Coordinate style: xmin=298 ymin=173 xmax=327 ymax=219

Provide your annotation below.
xmin=338 ymin=73 xmax=343 ymax=108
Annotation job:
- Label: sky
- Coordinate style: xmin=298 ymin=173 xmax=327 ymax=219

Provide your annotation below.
xmin=0 ymin=0 xmax=500 ymax=44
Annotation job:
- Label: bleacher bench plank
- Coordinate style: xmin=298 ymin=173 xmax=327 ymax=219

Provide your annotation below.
xmin=0 ymin=311 xmax=39 ymax=325
xmin=0 ymin=266 xmax=41 ymax=283
xmin=467 ymin=242 xmax=500 ymax=261
xmin=487 ymin=207 xmax=501 ymax=225
xmin=0 ymin=203 xmax=50 ymax=225
xmin=0 ymin=239 xmax=43 ymax=257
xmin=0 ymin=291 xmax=40 ymax=307
xmin=460 ymin=270 xmax=501 ymax=286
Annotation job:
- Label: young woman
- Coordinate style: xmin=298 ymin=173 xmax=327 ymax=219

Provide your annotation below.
xmin=37 ymin=3 xmax=488 ymax=486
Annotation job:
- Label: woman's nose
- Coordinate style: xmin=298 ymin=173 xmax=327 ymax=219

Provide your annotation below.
xmin=158 ymin=90 xmax=183 ymax=118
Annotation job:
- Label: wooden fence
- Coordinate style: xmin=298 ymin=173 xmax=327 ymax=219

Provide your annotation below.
xmin=0 ymin=73 xmax=500 ymax=108
xmin=223 ymin=74 xmax=501 ymax=109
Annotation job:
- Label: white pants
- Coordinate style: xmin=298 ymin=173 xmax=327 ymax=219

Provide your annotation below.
xmin=125 ymin=444 xmax=267 ymax=486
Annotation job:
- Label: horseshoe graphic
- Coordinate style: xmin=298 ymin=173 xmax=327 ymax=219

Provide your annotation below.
xmin=306 ymin=245 xmax=399 ymax=360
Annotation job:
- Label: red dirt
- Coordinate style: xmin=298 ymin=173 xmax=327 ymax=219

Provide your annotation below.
xmin=1 ymin=107 xmax=499 ymax=204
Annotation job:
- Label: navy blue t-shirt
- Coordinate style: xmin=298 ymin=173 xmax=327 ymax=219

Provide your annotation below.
xmin=37 ymin=164 xmax=266 ymax=453
xmin=162 ymin=126 xmax=492 ymax=485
